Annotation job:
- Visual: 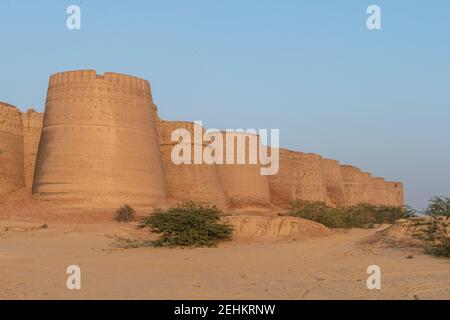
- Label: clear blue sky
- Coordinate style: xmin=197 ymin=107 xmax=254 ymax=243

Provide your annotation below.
xmin=1 ymin=0 xmax=449 ymax=209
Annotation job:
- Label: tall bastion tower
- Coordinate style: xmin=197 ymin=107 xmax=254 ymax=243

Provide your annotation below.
xmin=32 ymin=70 xmax=167 ymax=207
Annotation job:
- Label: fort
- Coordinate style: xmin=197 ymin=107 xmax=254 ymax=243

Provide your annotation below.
xmin=0 ymin=70 xmax=404 ymax=210
xmin=167 ymin=121 xmax=279 ymax=176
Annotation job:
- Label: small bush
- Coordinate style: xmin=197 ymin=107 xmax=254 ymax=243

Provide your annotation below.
xmin=115 ymin=204 xmax=136 ymax=222
xmin=406 ymin=197 xmax=450 ymax=258
xmin=288 ymin=201 xmax=347 ymax=228
xmin=140 ymin=201 xmax=233 ymax=247
xmin=288 ymin=200 xmax=408 ymax=229
xmin=426 ymin=196 xmax=450 ymax=217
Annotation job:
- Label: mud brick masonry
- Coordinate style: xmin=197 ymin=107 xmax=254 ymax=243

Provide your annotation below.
xmin=0 ymin=70 xmax=404 ymax=209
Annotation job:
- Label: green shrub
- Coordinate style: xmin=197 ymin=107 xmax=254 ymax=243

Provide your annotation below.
xmin=115 ymin=204 xmax=136 ymax=223
xmin=288 ymin=201 xmax=347 ymax=228
xmin=140 ymin=202 xmax=233 ymax=247
xmin=426 ymin=196 xmax=450 ymax=217
xmin=288 ymin=200 xmax=408 ymax=229
xmin=406 ymin=196 xmax=450 ymax=258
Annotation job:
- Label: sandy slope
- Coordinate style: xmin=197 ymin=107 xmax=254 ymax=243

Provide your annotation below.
xmin=0 ymin=218 xmax=449 ymax=300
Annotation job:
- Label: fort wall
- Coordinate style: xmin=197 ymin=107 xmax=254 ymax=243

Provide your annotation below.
xmin=341 ymin=165 xmax=364 ymax=207
xmin=267 ymin=148 xmax=295 ymax=207
xmin=156 ymin=119 xmax=227 ymax=208
xmin=322 ymin=159 xmax=346 ymax=207
xmin=373 ymin=177 xmax=387 ymax=206
xmin=291 ymin=152 xmax=327 ymax=203
xmin=0 ymin=102 xmax=25 ymax=193
xmin=396 ymin=182 xmax=405 ymax=207
xmin=216 ymin=132 xmax=271 ymax=208
xmin=33 ymin=70 xmax=167 ymax=207
xmin=22 ymin=109 xmax=44 ymax=188
xmin=386 ymin=181 xmax=404 ymax=207
xmin=361 ymin=172 xmax=376 ymax=205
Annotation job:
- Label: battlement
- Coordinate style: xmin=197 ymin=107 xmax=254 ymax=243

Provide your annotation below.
xmin=48 ymin=70 xmax=151 ymax=94
xmin=323 ymin=158 xmax=340 ymax=166
xmin=361 ymin=171 xmax=372 ymax=178
xmin=341 ymin=165 xmax=362 ymax=177
xmin=0 ymin=101 xmax=23 ymax=136
xmin=291 ymin=152 xmax=323 ymax=161
xmin=386 ymin=181 xmax=403 ymax=189
xmin=0 ymin=101 xmax=21 ymax=110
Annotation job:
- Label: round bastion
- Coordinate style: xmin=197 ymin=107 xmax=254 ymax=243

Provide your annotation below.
xmin=33 ymin=70 xmax=167 ymax=207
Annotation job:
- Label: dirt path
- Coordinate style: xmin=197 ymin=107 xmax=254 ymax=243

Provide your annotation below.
xmin=0 ymin=221 xmax=449 ymax=300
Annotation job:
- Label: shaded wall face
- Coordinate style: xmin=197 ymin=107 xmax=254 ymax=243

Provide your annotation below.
xmin=216 ymin=132 xmax=271 ymax=208
xmin=373 ymin=178 xmax=387 ymax=206
xmin=0 ymin=103 xmax=25 ymax=193
xmin=322 ymin=159 xmax=346 ymax=207
xmin=157 ymin=120 xmax=227 ymax=208
xmin=361 ymin=172 xmax=377 ymax=205
xmin=341 ymin=166 xmax=364 ymax=207
xmin=396 ymin=183 xmax=405 ymax=207
xmin=385 ymin=182 xmax=397 ymax=206
xmin=33 ymin=71 xmax=167 ymax=207
xmin=268 ymin=148 xmax=295 ymax=207
xmin=22 ymin=110 xmax=44 ymax=188
xmin=291 ymin=152 xmax=327 ymax=203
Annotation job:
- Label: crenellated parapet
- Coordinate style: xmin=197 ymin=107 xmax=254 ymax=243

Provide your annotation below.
xmin=48 ymin=70 xmax=152 ymax=95
xmin=0 ymin=102 xmax=23 ymax=136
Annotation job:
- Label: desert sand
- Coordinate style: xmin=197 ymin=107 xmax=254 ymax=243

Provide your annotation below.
xmin=1 ymin=208 xmax=449 ymax=300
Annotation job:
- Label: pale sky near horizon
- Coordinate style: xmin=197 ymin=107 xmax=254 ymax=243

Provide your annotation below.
xmin=0 ymin=0 xmax=449 ymax=209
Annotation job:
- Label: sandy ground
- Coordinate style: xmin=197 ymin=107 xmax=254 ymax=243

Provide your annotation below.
xmin=0 ymin=217 xmax=449 ymax=300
